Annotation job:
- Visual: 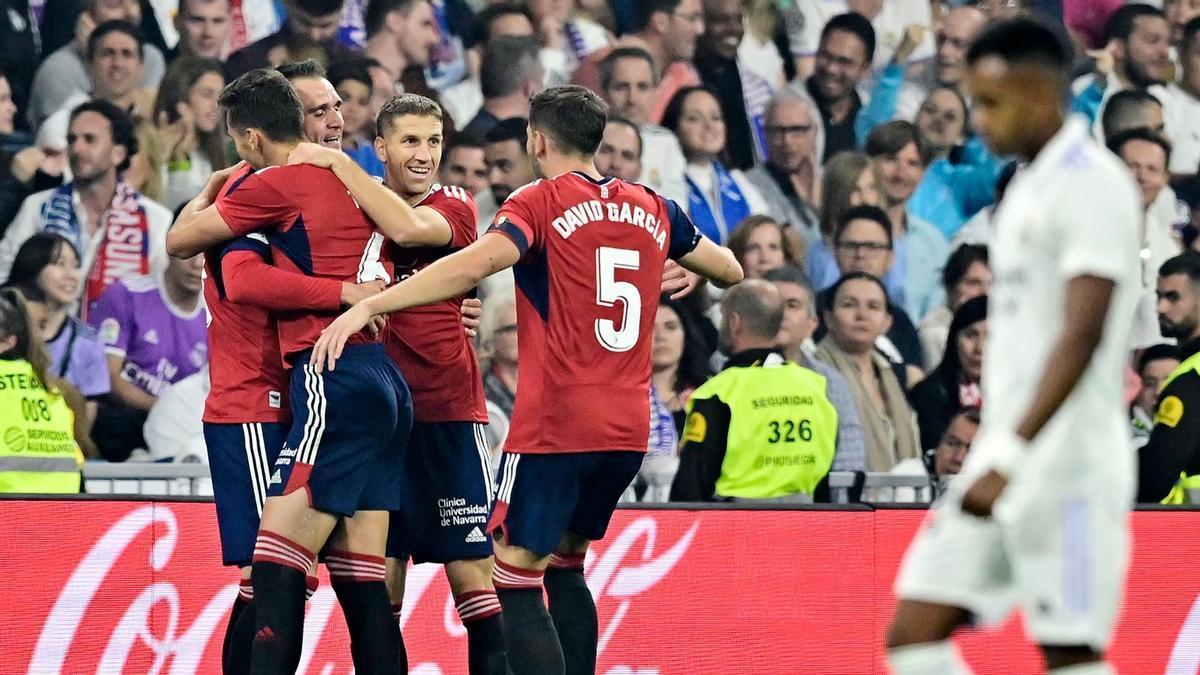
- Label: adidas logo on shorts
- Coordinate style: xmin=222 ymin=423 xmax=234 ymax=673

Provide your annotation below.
xmin=465 ymin=526 xmax=486 ymax=543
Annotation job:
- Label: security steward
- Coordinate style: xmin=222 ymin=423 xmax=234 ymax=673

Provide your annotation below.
xmin=670 ymin=280 xmax=838 ymax=502
xmin=1140 ymin=253 xmax=1200 ymax=503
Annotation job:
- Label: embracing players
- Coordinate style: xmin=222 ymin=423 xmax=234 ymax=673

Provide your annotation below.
xmin=312 ymin=85 xmax=743 ymax=675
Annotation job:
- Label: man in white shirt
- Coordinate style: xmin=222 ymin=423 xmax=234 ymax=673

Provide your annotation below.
xmin=888 ymin=17 xmax=1142 ymax=675
xmin=792 ymin=0 xmax=935 ymax=78
xmin=1160 ymin=16 xmax=1200 ymax=177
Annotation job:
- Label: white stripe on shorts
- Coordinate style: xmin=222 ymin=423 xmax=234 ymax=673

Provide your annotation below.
xmin=297 ymin=363 xmax=327 ymax=466
xmin=473 ymin=423 xmax=494 ymax=506
xmin=497 ymin=453 xmax=520 ymax=504
xmin=242 ymin=423 xmax=267 ymax=515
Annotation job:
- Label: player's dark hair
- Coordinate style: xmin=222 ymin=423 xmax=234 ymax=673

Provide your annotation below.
xmin=630 ymin=0 xmax=686 ymax=33
xmin=599 ymin=46 xmax=658 ymax=89
xmin=276 ymin=58 xmax=326 ymax=81
xmin=820 ymin=13 xmax=876 ymax=64
xmin=865 ymin=120 xmax=931 ymax=166
xmin=481 ymin=36 xmax=541 ymax=99
xmin=834 ymin=205 xmax=893 ymax=248
xmin=1138 ymin=343 xmax=1179 ymax=374
xmin=365 ymin=0 xmax=418 ymax=38
xmin=293 ymin=0 xmax=345 ymax=19
xmin=376 ymin=93 xmax=443 ymax=138
xmin=87 ymin=19 xmax=144 ymax=61
xmin=1160 ymin=252 xmax=1200 ymax=284
xmin=529 ymin=85 xmax=606 ymax=157
xmin=484 ymin=117 xmax=528 ymax=149
xmin=942 ymin=243 xmax=989 ymax=293
xmin=219 ymin=69 xmax=305 ymax=142
xmin=1101 ymin=88 xmax=1162 ymax=141
xmin=326 ymin=57 xmax=374 ymax=92
xmin=470 ymin=2 xmax=534 ymax=47
xmin=1104 ymin=3 xmax=1165 ymax=44
xmin=0 ymin=287 xmax=53 ymax=393
xmin=6 ymin=233 xmax=80 ymax=305
xmin=966 ymin=14 xmax=1074 ymax=71
xmin=1107 ymin=127 xmax=1172 ymax=165
xmin=826 ymin=271 xmax=891 ymax=314
xmin=69 ymin=99 xmax=139 ymax=172
xmin=606 ymin=115 xmax=643 ymax=157
xmin=1185 ymin=16 xmax=1200 ymax=52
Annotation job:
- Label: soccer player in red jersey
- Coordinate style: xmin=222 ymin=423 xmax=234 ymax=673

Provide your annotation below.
xmin=313 ymin=85 xmax=744 ymax=675
xmin=167 ymin=69 xmax=411 ymax=675
xmin=289 ymin=93 xmax=507 ymax=674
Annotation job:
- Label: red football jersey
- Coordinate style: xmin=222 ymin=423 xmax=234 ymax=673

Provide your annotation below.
xmin=488 ymin=172 xmax=701 ymax=453
xmin=216 ymin=165 xmax=393 ymax=360
xmin=385 ymin=184 xmax=488 ymax=423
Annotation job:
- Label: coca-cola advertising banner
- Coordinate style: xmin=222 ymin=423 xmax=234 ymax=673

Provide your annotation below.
xmin=3 ymin=500 xmax=1200 ymax=674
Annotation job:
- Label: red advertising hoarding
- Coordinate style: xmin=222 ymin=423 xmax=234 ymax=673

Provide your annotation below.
xmin=2 ymin=500 xmax=1199 ymax=674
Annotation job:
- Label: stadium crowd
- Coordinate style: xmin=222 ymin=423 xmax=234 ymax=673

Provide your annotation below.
xmin=2 ymin=0 xmax=1200 ymax=504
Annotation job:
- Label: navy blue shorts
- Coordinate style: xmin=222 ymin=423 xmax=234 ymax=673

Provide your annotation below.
xmin=387 ymin=421 xmax=495 ymax=563
xmin=269 ymin=344 xmax=413 ymax=517
xmin=204 ymin=421 xmax=286 ymax=567
xmin=486 ymin=451 xmax=643 ymax=557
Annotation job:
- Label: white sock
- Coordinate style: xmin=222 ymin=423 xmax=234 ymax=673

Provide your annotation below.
xmin=887 ymin=641 xmax=971 ymax=675
xmin=1048 ymin=662 xmax=1114 ymax=675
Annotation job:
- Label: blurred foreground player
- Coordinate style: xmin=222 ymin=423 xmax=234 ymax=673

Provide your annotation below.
xmin=167 ymin=69 xmax=411 ymax=675
xmin=887 ymin=17 xmax=1141 ymax=675
xmin=311 ymin=85 xmax=744 ymax=675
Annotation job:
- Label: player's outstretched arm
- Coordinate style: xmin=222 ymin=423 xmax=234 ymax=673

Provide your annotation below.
xmin=287 ymin=143 xmax=453 ymax=248
xmin=311 ymin=232 xmax=521 ymax=371
xmin=677 ymin=238 xmax=744 ymax=289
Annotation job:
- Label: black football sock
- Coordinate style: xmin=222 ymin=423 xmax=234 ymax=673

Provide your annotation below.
xmin=326 ymin=549 xmax=403 ymax=675
xmin=545 ymin=554 xmax=597 ymax=675
xmin=494 ymin=560 xmax=564 ymax=675
xmin=455 ymin=590 xmax=507 ymax=675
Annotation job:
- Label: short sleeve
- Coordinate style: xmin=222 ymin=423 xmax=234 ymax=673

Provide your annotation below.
xmin=432 ymin=185 xmax=479 ymax=249
xmin=662 ymin=196 xmax=702 ymax=260
xmin=215 ymin=170 xmax=298 ymax=236
xmin=1055 ymin=166 xmax=1141 ymax=282
xmin=488 ymin=182 xmax=541 ymax=257
xmin=88 ymin=282 xmax=133 ymax=357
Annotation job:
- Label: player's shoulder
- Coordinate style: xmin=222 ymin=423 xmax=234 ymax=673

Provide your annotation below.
xmin=424 ymin=182 xmax=477 ymax=208
xmin=502 ymin=179 xmax=548 ymax=206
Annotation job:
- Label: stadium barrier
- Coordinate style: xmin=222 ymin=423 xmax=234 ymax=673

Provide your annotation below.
xmin=4 ymin=498 xmax=1200 ymax=673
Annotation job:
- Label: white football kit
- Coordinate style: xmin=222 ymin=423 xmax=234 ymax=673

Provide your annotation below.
xmin=895 ymin=117 xmax=1142 ymax=649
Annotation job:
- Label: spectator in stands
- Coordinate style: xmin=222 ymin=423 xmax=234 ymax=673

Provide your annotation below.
xmin=480 ymin=294 xmax=517 ymax=418
xmin=1072 ymin=4 xmax=1171 ymax=130
xmin=726 ymin=215 xmax=802 ymax=280
xmin=743 ymin=90 xmax=823 ymax=239
xmin=1133 ymin=344 xmax=1179 ymax=441
xmin=439 ymin=134 xmax=489 ymax=197
xmin=460 ymin=36 xmax=543 ymax=141
xmin=907 ymin=295 xmax=986 ymax=453
xmin=662 ymin=85 xmax=769 ymax=245
xmin=806 ymin=151 xmax=882 ymax=291
xmin=807 ymin=13 xmax=874 ymax=161
xmin=437 ymin=2 xmax=535 ymax=129
xmin=918 ymin=243 xmax=990 ymax=369
xmin=0 ymin=0 xmax=39 ymax=132
xmin=152 ymin=56 xmax=228 ymax=211
xmin=1162 ymin=17 xmax=1200 ymax=178
xmin=0 ymin=287 xmax=91 ymax=493
xmin=0 ymin=70 xmax=66 ymax=232
xmin=481 ymin=117 xmax=534 ymax=222
xmin=169 ymin=0 xmax=231 ymax=61
xmin=670 ymin=280 xmax=840 ymax=503
xmin=0 ymin=101 xmax=171 ymax=304
xmin=790 ymin=0 xmax=935 ymax=79
xmin=594 ymin=116 xmax=642 ymax=182
xmin=37 ymin=21 xmax=166 ymax=201
xmin=528 ymin=0 xmax=611 ymax=86
xmin=142 ymin=365 xmax=208 ymax=461
xmin=764 ymin=264 xmax=866 ymax=473
xmin=933 ymin=6 xmax=987 ymax=92
xmin=1112 ymin=129 xmax=1180 ymax=266
xmin=89 ymin=247 xmax=207 ymax=462
xmin=815 ymin=272 xmax=921 ymax=472
xmin=927 ymin=407 xmax=978 ymax=496
xmin=1101 ymin=88 xmax=1166 ymax=141
xmin=277 ymin=59 xmax=343 ymax=151
xmin=223 ymin=0 xmax=356 ymax=79
xmin=1167 ymin=0 xmax=1200 ymax=47
xmin=823 ymin=205 xmax=924 ymax=371
xmin=327 ymin=58 xmax=383 ymax=177
xmin=597 ymin=46 xmax=688 ymax=205
xmin=864 ymin=121 xmax=951 ymax=322
xmin=573 ymin=0 xmax=704 ymax=125
xmin=694 ymin=0 xmax=773 ymax=170
xmin=6 ymin=234 xmax=111 ymax=427
xmin=652 ymin=297 xmax=713 ymax=435
xmin=27 ymin=0 xmax=167 ymax=129
xmin=360 ymin=0 xmax=440 ymax=99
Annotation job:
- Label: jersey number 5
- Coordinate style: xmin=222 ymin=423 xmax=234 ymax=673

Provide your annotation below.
xmin=595 ymin=246 xmax=641 ymax=353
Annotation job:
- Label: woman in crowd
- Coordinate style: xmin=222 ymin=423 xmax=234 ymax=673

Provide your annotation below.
xmin=152 ymin=56 xmax=228 ymax=211
xmin=726 ymin=215 xmax=805 ymax=280
xmin=480 ymin=294 xmax=519 ymax=419
xmin=662 ymin=86 xmax=770 ymax=245
xmin=806 ymin=151 xmax=882 ymax=291
xmin=652 ymin=298 xmax=714 ymax=436
xmin=917 ymin=243 xmax=990 ymax=368
xmin=908 ymin=296 xmax=988 ymax=452
xmin=0 ymin=68 xmax=65 ymax=232
xmin=815 ymin=272 xmax=921 ymax=472
xmin=5 ymin=233 xmax=110 ymax=427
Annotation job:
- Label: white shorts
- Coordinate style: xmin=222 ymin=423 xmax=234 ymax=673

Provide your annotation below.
xmin=894 ymin=487 xmax=1130 ymax=650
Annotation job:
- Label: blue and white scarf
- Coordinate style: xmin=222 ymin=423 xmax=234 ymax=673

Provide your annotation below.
xmin=686 ymin=161 xmax=751 ymax=245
